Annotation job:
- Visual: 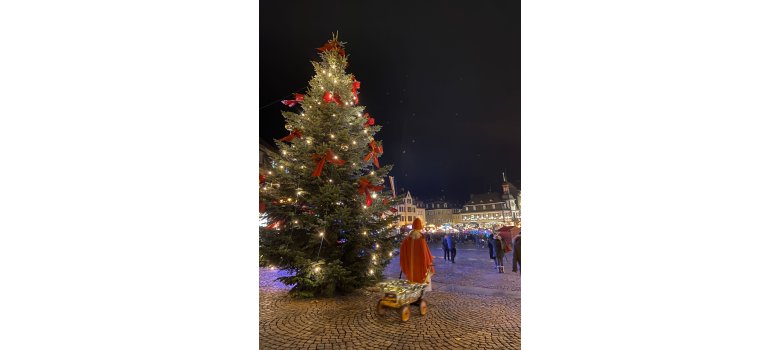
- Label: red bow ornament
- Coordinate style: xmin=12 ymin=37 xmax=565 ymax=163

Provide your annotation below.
xmin=352 ymin=78 xmax=360 ymax=104
xmin=316 ymin=39 xmax=346 ymax=57
xmin=363 ymin=113 xmax=375 ymax=127
xmin=268 ymin=220 xmax=284 ymax=229
xmin=358 ymin=177 xmax=384 ymax=206
xmin=259 ymin=201 xmax=266 ymax=213
xmin=363 ymin=140 xmax=383 ymax=168
xmin=323 ymin=91 xmax=344 ymax=105
xmin=279 ymin=129 xmax=303 ymax=142
xmin=281 ymin=93 xmax=305 ymax=107
xmin=311 ymin=149 xmax=346 ymax=177
xmin=259 ymin=174 xmax=266 ymax=184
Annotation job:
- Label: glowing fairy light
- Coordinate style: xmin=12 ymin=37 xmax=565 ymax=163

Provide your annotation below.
xmin=319 ymin=232 xmax=324 ymax=237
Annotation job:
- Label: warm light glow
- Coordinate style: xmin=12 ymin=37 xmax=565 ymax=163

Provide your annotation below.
xmin=352 ymin=140 xmax=356 ymax=145
xmin=296 ymin=191 xmax=303 ymax=195
xmin=268 ymin=171 xmax=272 ymax=175
xmin=362 ymin=231 xmax=367 ymax=235
xmin=371 ymin=193 xmax=377 ymax=199
xmin=314 ymin=267 xmax=320 ymax=272
xmin=330 ymin=134 xmax=335 ymax=138
xmin=389 ymin=252 xmax=393 ymax=257
xmin=306 ymin=139 xmax=312 ymax=144
xmin=319 ymin=232 xmax=324 ymax=237
xmin=333 ymin=155 xmax=338 ymax=159
xmin=363 ymin=130 xmax=368 ymax=134
xmin=279 ymin=165 xmax=284 ymax=169
xmin=370 ymin=171 xmax=375 ymax=175
xmin=368 ymin=269 xmax=374 ymax=275
xmin=294 ymin=220 xmax=298 ymax=224
xmin=363 ymin=205 xmax=367 ymax=209
xmin=328 ymin=179 xmax=333 ymax=183
xmin=287 ymin=198 xmax=292 ymax=202
xmin=282 ymin=150 xmax=287 ymax=155
xmin=375 ymin=244 xmax=380 ymax=249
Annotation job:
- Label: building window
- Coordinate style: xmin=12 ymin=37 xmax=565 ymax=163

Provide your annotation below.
xmin=407 ymin=207 xmax=413 ymax=212
xmin=492 ymin=204 xmax=496 ymax=209
xmin=407 ymin=216 xmax=412 ymax=221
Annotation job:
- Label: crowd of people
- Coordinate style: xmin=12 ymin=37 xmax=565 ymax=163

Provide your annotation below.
xmin=436 ymin=230 xmax=520 ymax=273
xmin=399 ymin=222 xmax=521 ymax=293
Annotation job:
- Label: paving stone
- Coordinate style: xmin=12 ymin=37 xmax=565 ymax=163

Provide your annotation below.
xmin=260 ymin=248 xmax=520 ymax=349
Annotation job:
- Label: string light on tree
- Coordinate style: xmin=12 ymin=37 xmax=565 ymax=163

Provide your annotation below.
xmin=259 ymin=33 xmax=396 ymax=297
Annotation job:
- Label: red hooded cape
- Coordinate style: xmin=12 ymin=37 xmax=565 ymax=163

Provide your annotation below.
xmin=399 ymin=232 xmax=435 ymax=283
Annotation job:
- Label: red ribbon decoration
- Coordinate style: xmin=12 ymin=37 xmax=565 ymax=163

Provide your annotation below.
xmin=363 ymin=140 xmax=383 ymax=168
xmin=352 ymin=78 xmax=360 ymax=104
xmin=279 ymin=129 xmax=303 ymax=142
xmin=259 ymin=174 xmax=266 ymax=184
xmin=281 ymin=93 xmax=305 ymax=107
xmin=259 ymin=201 xmax=266 ymax=213
xmin=311 ymin=149 xmax=346 ymax=177
xmin=389 ymin=207 xmax=398 ymax=213
xmin=358 ymin=177 xmax=384 ymax=206
xmin=268 ymin=220 xmax=284 ymax=229
xmin=323 ymin=91 xmax=344 ymax=105
xmin=316 ymin=39 xmax=346 ymax=57
xmin=363 ymin=113 xmax=375 ymax=127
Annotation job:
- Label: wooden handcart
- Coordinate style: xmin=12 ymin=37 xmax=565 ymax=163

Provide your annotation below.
xmin=376 ymin=280 xmax=428 ymax=322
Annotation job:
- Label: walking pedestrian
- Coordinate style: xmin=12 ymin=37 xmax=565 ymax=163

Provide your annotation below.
xmin=512 ymin=231 xmax=521 ymax=273
xmin=492 ymin=232 xmax=506 ymax=273
xmin=446 ymin=234 xmax=457 ymax=263
xmin=487 ymin=233 xmax=495 ymax=266
xmin=441 ymin=234 xmax=450 ymax=261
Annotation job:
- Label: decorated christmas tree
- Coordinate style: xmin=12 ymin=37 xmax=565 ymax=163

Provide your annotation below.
xmin=259 ymin=34 xmax=400 ymax=297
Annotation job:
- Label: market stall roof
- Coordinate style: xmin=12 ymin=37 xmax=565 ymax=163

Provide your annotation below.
xmin=496 ymin=226 xmax=515 ymax=232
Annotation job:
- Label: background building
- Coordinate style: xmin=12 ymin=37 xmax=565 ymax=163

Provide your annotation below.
xmin=393 ymin=191 xmax=425 ymax=228
xmin=425 ymin=200 xmax=455 ymax=227
xmin=457 ymin=174 xmax=520 ymax=228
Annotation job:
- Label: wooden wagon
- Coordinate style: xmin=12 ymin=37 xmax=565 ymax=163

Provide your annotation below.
xmin=375 ymin=280 xmax=428 ymax=322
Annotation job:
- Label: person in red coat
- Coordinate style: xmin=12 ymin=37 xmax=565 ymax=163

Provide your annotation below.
xmin=400 ymin=218 xmax=435 ymax=286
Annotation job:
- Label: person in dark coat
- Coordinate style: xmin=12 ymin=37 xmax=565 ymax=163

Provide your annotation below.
xmin=441 ymin=234 xmax=450 ymax=261
xmin=446 ymin=234 xmax=457 ymax=263
xmin=487 ymin=233 xmax=495 ymax=265
xmin=512 ymin=233 xmax=521 ymax=273
xmin=492 ymin=233 xmax=506 ymax=273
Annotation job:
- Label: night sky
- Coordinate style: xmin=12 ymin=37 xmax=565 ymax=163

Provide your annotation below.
xmin=260 ymin=1 xmax=521 ymax=204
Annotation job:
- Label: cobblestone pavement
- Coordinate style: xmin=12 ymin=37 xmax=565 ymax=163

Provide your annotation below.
xmin=260 ymin=246 xmax=521 ymax=350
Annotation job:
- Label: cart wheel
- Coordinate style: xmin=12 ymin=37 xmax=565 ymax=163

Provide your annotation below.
xmin=419 ymin=299 xmax=428 ymax=316
xmin=399 ymin=305 xmax=411 ymax=322
xmin=376 ymin=301 xmax=387 ymax=316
